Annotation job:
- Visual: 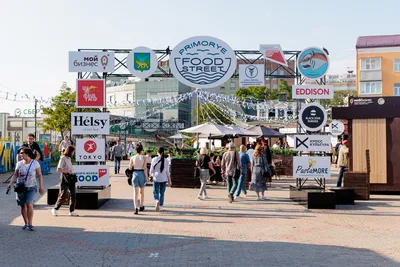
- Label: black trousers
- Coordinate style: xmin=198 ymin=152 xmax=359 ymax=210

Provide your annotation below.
xmin=54 ymin=183 xmax=76 ymax=212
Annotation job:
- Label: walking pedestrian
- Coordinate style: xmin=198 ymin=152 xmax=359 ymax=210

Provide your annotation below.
xmin=8 ymin=147 xmax=44 ymax=230
xmin=129 ymin=143 xmax=148 ymax=214
xmin=150 ymin=147 xmax=172 ymax=211
xmin=196 ymin=147 xmax=216 ymax=200
xmin=51 ymin=146 xmax=78 ymax=216
xmin=336 ymin=140 xmax=349 ymax=187
xmin=221 ymin=142 xmax=241 ymax=203
xmin=249 ymin=145 xmax=269 ymax=200
xmin=235 ymin=145 xmax=251 ymax=199
xmin=111 ymin=140 xmax=124 ymax=174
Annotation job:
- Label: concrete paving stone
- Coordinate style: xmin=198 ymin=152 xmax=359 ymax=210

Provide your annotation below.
xmin=0 ymin=162 xmax=400 ymax=266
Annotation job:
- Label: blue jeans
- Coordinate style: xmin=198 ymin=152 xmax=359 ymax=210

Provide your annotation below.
xmin=236 ymin=172 xmax=247 ymax=196
xmin=337 ymin=166 xmax=346 ymax=187
xmin=114 ymin=157 xmax=121 ymax=174
xmin=153 ymin=181 xmax=167 ymax=206
xmin=227 ymin=175 xmax=238 ymax=196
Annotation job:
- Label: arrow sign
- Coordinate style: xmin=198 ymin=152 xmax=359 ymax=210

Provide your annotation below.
xmin=260 ymin=44 xmax=288 ymax=67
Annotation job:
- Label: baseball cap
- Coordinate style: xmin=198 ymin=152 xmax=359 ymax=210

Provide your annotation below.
xmin=342 ymin=140 xmax=348 ymax=145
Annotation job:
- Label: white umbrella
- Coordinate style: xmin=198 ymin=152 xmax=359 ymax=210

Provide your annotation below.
xmin=180 ymin=122 xmax=236 ymax=136
xmin=168 ymin=133 xmax=191 ymax=139
xmin=226 ymin=125 xmax=259 ymax=137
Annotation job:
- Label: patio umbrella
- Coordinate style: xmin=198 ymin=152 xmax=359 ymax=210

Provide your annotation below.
xmin=180 ymin=122 xmax=236 ymax=136
xmin=247 ymin=125 xmax=283 ymax=137
xmin=226 ymin=125 xmax=259 ymax=137
xmin=168 ymin=133 xmax=191 ymax=139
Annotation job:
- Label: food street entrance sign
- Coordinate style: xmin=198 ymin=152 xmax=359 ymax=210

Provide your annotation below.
xmin=169 ymin=36 xmax=237 ymax=89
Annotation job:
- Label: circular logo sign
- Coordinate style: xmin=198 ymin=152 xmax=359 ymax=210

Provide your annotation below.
xmin=299 ymin=103 xmax=327 ymax=132
xmin=169 ymin=36 xmax=237 ymax=89
xmin=84 ymin=140 xmax=97 ymax=154
xmin=297 ymin=47 xmax=329 ymax=79
xmin=127 ymin=46 xmax=158 ymax=79
xmin=245 ymin=65 xmax=258 ymax=78
xmin=329 ymin=120 xmax=344 ymax=136
xmin=378 ymin=98 xmax=385 ymax=105
xmin=14 ymin=108 xmax=21 ymax=117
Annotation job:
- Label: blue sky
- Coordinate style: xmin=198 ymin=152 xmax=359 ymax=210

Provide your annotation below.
xmin=1 ymin=0 xmax=399 ymax=113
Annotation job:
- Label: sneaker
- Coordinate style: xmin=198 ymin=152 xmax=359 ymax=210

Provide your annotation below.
xmin=159 ymin=206 xmax=164 ymax=211
xmin=228 ymin=194 xmax=233 ymax=203
xmin=155 ymin=201 xmax=160 ymax=212
xmin=51 ymin=208 xmax=58 ymax=216
xmin=139 ymin=206 xmax=145 ymax=212
xmin=197 ymin=195 xmax=203 ymax=200
xmin=22 ymin=225 xmax=28 ymax=230
xmin=203 ymin=195 xmax=209 ymax=199
xmin=257 ymin=197 xmax=262 ymax=201
xmin=69 ymin=212 xmax=79 ymax=217
xmin=261 ymin=196 xmax=266 ymax=200
xmin=27 ymin=225 xmax=35 ymax=231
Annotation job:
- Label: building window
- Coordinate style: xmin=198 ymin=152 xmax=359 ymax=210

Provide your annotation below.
xmin=272 ymin=84 xmax=278 ymax=89
xmin=126 ymin=93 xmax=133 ymax=102
xmin=230 ymin=82 xmax=236 ymax=89
xmin=360 ymin=81 xmax=382 ymax=94
xmin=279 ymin=70 xmax=285 ymax=76
xmin=361 ymin=58 xmax=381 ymax=70
xmin=394 ymin=84 xmax=400 ymax=96
xmin=394 ymin=59 xmax=400 ymax=72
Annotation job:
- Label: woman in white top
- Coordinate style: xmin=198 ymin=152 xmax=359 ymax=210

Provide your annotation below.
xmin=129 ymin=144 xmax=148 ymax=215
xmin=8 ymin=147 xmax=44 ymax=231
xmin=150 ymin=147 xmax=172 ymax=212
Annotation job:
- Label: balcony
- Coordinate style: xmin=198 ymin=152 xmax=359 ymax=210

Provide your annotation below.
xmin=360 ymin=70 xmax=382 ymax=82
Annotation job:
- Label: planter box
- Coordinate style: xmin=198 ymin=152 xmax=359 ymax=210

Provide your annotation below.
xmin=343 ymin=171 xmax=370 ymax=200
xmin=170 ymin=159 xmax=200 ymax=188
xmin=272 ymin=154 xmax=293 ymax=177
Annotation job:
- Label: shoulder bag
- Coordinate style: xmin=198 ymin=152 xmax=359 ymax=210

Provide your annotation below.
xmin=14 ymin=161 xmax=33 ymax=193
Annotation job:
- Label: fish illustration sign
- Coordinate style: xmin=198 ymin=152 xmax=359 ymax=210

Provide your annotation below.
xmin=297 ymin=47 xmax=329 ymax=79
xmin=169 ymin=36 xmax=237 ymax=89
xmin=127 ymin=46 xmax=158 ymax=79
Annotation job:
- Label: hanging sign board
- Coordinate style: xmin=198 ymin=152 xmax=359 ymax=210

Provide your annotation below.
xmin=76 ymin=79 xmax=106 ymax=108
xmin=297 ymin=47 xmax=329 ymax=79
xmin=294 ymin=135 xmax=331 ymax=152
xmin=239 ymin=64 xmax=265 ymax=87
xmin=75 ymin=138 xmax=106 ymax=162
xmin=74 ymin=165 xmax=110 ymax=187
xmin=69 ymin=51 xmax=115 ymax=73
xmin=293 ymin=156 xmax=331 ymax=179
xmin=292 ymin=85 xmax=334 ymax=99
xmin=126 ymin=46 xmax=158 ymax=78
xmin=298 ymin=103 xmax=327 ymax=132
xmin=259 ymin=44 xmax=288 ymax=66
xmin=329 ymin=120 xmax=345 ymax=136
xmin=71 ymin=112 xmax=110 ymax=135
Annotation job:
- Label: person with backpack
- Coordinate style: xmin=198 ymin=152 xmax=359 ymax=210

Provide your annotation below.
xmin=150 ymin=147 xmax=172 ymax=212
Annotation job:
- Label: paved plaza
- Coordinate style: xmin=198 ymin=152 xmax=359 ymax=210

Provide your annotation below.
xmin=0 ymin=160 xmax=399 ymax=267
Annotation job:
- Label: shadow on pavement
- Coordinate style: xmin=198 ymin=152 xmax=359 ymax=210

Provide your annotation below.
xmin=0 ymin=224 xmax=398 ymax=267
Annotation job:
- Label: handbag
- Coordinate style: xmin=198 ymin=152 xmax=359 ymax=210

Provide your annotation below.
xmin=194 ymin=156 xmax=201 ymax=178
xmin=62 ymin=173 xmax=78 ymax=184
xmin=125 ymin=168 xmax=133 ymax=185
xmin=233 ymin=152 xmax=241 ymax=179
xmin=14 ymin=161 xmax=33 ymax=193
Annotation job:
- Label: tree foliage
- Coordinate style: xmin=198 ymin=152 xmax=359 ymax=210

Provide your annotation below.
xmin=192 ymin=102 xmax=234 ymax=125
xmin=40 ymin=83 xmax=77 ymax=139
xmin=319 ymin=90 xmax=357 ymax=108
xmin=236 ymin=80 xmax=292 ymax=101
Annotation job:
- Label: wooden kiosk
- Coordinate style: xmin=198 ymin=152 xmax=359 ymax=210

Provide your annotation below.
xmin=332 ymin=96 xmax=400 ymax=193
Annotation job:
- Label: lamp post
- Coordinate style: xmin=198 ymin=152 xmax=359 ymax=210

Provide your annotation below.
xmin=34 ymin=98 xmax=38 ymax=139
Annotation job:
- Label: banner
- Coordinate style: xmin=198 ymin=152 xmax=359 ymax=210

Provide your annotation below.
xmin=329 ymin=120 xmax=345 ymax=136
xmin=75 ymin=138 xmax=106 ymax=162
xmin=76 ymin=79 xmax=105 ymax=108
xmin=293 ymin=156 xmax=331 ymax=178
xmin=239 ymin=64 xmax=265 ymax=88
xmin=71 ymin=112 xmax=110 ymax=135
xmin=169 ymin=36 xmax=237 ymax=89
xmin=292 ymin=85 xmax=334 ymax=99
xmin=260 ymin=44 xmax=287 ymax=66
xmin=73 ymin=165 xmax=110 ymax=187
xmin=294 ymin=135 xmax=331 ymax=152
xmin=69 ymin=51 xmax=115 ymax=73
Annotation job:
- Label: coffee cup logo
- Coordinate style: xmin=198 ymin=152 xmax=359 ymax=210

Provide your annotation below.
xmin=169 ymin=36 xmax=237 ymax=89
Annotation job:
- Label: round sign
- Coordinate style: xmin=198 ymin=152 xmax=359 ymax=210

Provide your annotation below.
xmin=299 ymin=103 xmax=327 ymax=132
xmin=127 ymin=46 xmax=158 ymax=79
xmin=84 ymin=140 xmax=97 ymax=154
xmin=169 ymin=36 xmax=237 ymax=89
xmin=14 ymin=108 xmax=22 ymax=117
xmin=297 ymin=47 xmax=329 ymax=79
xmin=329 ymin=120 xmax=344 ymax=136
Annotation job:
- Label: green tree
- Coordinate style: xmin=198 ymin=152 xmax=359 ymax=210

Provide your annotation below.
xmin=40 ymin=83 xmax=99 ymax=139
xmin=192 ymin=102 xmax=234 ymax=125
xmin=319 ymin=90 xmax=357 ymax=108
xmin=279 ymin=79 xmax=292 ymax=100
xmin=40 ymin=83 xmax=76 ymax=139
xmin=236 ymin=86 xmax=267 ymax=100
